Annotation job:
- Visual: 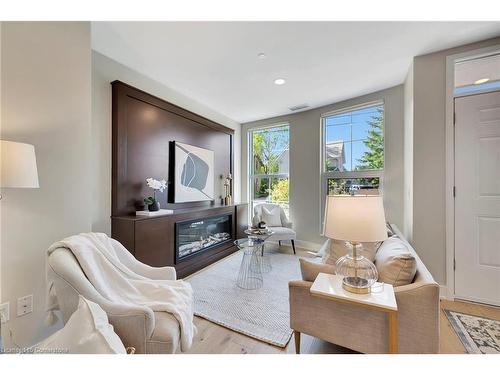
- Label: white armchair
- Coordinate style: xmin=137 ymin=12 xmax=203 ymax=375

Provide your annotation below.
xmin=47 ymin=237 xmax=180 ymax=354
xmin=253 ymin=203 xmax=296 ymax=254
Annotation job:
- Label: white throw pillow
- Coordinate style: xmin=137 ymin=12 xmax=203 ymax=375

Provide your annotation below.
xmin=35 ymin=296 xmax=126 ymax=354
xmin=261 ymin=206 xmax=282 ymax=227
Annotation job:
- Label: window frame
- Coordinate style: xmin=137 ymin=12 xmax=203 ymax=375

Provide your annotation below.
xmin=319 ymin=101 xmax=385 ymax=230
xmin=247 ymin=123 xmax=290 ymax=221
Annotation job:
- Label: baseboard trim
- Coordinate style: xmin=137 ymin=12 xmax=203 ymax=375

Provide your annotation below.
xmin=267 ymin=239 xmax=322 ymax=253
xmin=440 ymin=285 xmax=453 ymax=300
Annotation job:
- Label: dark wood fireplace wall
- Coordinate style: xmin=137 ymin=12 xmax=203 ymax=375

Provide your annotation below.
xmin=111 ymin=81 xmax=247 ymax=277
xmin=111 ymin=80 xmax=234 ymax=216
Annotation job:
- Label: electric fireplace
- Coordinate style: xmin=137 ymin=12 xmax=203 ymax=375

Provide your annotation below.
xmin=175 ymin=214 xmax=233 ymax=262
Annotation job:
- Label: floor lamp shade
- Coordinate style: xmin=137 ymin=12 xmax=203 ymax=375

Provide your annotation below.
xmin=1 ymin=140 xmax=39 ymax=188
xmin=323 ymin=195 xmax=387 ymax=243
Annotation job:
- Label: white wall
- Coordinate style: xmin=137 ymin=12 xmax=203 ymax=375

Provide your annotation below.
xmin=403 ymin=64 xmax=414 ymax=242
xmin=1 ymin=22 xmax=92 ymax=347
xmin=241 ymin=85 xmax=405 ymax=249
xmin=408 ymin=36 xmax=500 ymax=285
xmin=0 ymin=21 xmax=3 ymax=304
xmin=0 ymin=29 xmax=241 ymax=348
xmin=91 ymin=51 xmax=242 ymax=234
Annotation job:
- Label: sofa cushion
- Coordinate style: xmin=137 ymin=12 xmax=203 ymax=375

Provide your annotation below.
xmin=35 ymin=296 xmax=126 ymax=354
xmin=299 ymin=258 xmax=335 ymax=282
xmin=375 ymin=237 xmax=417 ymax=287
xmin=322 ymin=240 xmax=379 ymax=265
xmin=268 ymin=226 xmax=296 ymax=241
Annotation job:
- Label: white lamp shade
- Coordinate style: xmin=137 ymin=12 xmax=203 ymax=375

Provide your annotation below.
xmin=1 ymin=140 xmax=39 ymax=188
xmin=323 ymin=195 xmax=387 ymax=242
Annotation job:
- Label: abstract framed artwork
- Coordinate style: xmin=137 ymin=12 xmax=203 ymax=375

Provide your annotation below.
xmin=170 ymin=141 xmax=215 ymax=203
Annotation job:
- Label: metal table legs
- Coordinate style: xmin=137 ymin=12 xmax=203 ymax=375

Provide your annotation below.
xmin=235 ymin=239 xmax=263 ymax=290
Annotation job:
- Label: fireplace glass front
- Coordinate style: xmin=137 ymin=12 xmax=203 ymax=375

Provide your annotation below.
xmin=175 ymin=214 xmax=233 ymax=261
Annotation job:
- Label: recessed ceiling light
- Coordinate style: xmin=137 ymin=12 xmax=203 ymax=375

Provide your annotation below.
xmin=257 ymin=53 xmax=267 ymax=59
xmin=474 ymin=78 xmax=490 ymax=84
xmin=274 ymin=78 xmax=286 ymax=85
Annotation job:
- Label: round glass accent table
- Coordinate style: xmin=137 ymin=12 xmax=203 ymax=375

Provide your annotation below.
xmin=234 ymin=238 xmax=263 ymax=290
xmin=244 ymin=229 xmax=274 ymax=273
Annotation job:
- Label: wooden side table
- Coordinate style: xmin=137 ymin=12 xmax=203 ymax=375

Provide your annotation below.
xmin=310 ymin=273 xmax=399 ymax=353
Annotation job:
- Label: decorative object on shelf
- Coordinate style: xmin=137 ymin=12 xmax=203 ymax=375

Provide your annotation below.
xmin=144 ymin=177 xmax=167 ymax=212
xmin=323 ymin=195 xmax=387 ymax=294
xmin=0 ymin=140 xmax=40 ymax=200
xmin=136 ymin=209 xmax=174 ymax=217
xmin=222 ymin=173 xmax=232 ymax=205
xmin=170 ymin=141 xmax=215 ymax=203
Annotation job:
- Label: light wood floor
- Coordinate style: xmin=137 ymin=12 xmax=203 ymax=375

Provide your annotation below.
xmin=184 ymin=245 xmax=500 ymax=354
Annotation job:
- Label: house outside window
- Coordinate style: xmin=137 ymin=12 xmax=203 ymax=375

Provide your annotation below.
xmin=321 ymin=102 xmax=384 ymax=214
xmin=249 ymin=124 xmax=290 ymax=218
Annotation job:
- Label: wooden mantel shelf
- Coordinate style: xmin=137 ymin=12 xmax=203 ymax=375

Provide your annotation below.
xmin=112 ymin=202 xmax=248 ymax=222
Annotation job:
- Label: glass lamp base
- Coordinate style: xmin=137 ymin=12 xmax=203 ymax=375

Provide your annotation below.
xmin=335 ymin=242 xmax=379 ymax=295
xmin=342 ymin=276 xmax=371 ymax=294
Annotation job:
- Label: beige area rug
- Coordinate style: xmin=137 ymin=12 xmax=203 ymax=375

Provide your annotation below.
xmin=444 ymin=310 xmax=500 ymax=354
xmin=187 ymin=249 xmax=301 ymax=347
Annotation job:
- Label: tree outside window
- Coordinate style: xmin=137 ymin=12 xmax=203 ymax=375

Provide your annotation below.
xmin=323 ymin=103 xmax=384 ymax=196
xmin=250 ymin=125 xmax=290 ymax=216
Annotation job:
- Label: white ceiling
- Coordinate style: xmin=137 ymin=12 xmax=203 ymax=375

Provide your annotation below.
xmin=91 ymin=22 xmax=500 ymax=123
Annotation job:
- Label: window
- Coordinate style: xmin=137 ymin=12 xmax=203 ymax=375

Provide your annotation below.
xmin=454 ymin=80 xmax=500 ymax=96
xmin=321 ymin=102 xmax=384 ymax=199
xmin=454 ymin=53 xmax=500 ymax=96
xmin=249 ymin=124 xmax=290 ymax=217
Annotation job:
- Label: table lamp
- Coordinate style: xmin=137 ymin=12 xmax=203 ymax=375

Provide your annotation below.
xmin=323 ymin=195 xmax=387 ymax=294
xmin=0 ymin=140 xmax=39 ymax=197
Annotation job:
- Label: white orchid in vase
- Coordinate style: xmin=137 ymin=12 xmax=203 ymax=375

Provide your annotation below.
xmin=144 ymin=177 xmax=168 ymax=211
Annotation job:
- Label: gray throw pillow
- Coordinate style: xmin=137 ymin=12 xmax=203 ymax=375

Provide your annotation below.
xmin=322 ymin=240 xmax=380 ymax=265
xmin=299 ymin=258 xmax=335 ymax=282
xmin=375 ymin=237 xmax=417 ymax=287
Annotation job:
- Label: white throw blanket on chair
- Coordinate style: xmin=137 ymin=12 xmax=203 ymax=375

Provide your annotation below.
xmin=46 ymin=232 xmax=195 ymax=350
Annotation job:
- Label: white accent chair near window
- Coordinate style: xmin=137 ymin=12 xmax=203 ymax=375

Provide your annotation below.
xmin=47 ymin=244 xmax=180 ymax=354
xmin=252 ymin=203 xmax=296 ymax=254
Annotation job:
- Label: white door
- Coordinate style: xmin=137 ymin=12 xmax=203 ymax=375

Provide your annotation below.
xmin=455 ymin=91 xmax=500 ymax=306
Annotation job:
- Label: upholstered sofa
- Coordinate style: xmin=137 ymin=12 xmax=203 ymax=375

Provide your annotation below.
xmin=289 ymin=226 xmax=440 ymax=354
xmin=47 ymin=247 xmax=180 ymax=354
